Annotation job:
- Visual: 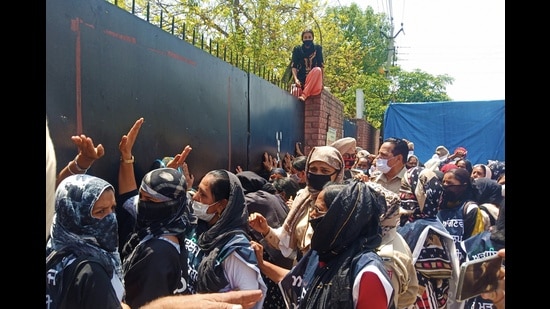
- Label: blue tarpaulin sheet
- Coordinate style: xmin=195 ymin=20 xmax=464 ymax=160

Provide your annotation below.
xmin=383 ymin=100 xmax=505 ymax=165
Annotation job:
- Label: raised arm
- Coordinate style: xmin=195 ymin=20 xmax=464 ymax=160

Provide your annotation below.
xmin=56 ymin=134 xmax=105 ymax=187
xmin=166 ymin=145 xmax=194 ymax=188
xmin=118 ymin=117 xmax=144 ymax=195
xmin=250 ymin=241 xmax=289 ymax=283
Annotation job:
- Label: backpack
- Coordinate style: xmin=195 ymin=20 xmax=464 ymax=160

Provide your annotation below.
xmin=479 ymin=203 xmax=499 ymax=226
xmin=463 ymin=201 xmax=491 ymax=236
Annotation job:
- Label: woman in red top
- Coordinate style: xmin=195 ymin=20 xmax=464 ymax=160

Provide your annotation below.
xmin=251 ymin=181 xmax=395 ymax=308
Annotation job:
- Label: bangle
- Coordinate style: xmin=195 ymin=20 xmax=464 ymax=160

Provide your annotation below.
xmin=67 ymin=162 xmax=78 ymax=175
xmin=73 ymin=156 xmax=90 ymax=172
xmin=120 ymin=155 xmax=135 ymax=164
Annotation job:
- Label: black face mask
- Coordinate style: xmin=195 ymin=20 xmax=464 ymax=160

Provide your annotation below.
xmin=443 ymin=189 xmax=457 ymax=202
xmin=309 ymin=215 xmax=325 ymax=231
xmin=137 ymin=199 xmax=180 ymax=227
xmin=302 ymin=39 xmax=313 ymax=48
xmin=442 ymin=184 xmax=464 ymax=202
xmin=307 ymin=172 xmax=336 ymax=191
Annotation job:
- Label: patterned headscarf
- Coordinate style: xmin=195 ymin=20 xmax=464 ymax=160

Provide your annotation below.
xmin=122 ymin=168 xmax=192 ymax=259
xmin=367 ymin=181 xmax=401 ymax=236
xmin=487 ymin=160 xmax=505 ymax=181
xmin=397 ymin=168 xmax=457 ymax=309
xmin=400 ymin=166 xmax=444 ymax=220
xmin=136 ymin=167 xmax=190 ymax=230
xmin=47 ymin=174 xmax=121 ymax=280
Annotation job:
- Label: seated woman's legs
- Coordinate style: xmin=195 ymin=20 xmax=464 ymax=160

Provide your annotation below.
xmin=299 ymin=67 xmax=323 ymax=101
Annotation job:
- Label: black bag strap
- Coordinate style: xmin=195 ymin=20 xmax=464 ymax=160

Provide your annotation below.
xmin=46 ymin=247 xmax=72 ymax=270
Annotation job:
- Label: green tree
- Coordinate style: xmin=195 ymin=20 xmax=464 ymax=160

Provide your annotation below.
xmin=320 ymin=3 xmax=394 ymax=128
xmin=110 ymin=0 xmax=454 ymax=129
xmin=322 ymin=4 xmax=454 ymax=127
xmin=324 ymin=4 xmax=390 ymax=74
xmin=390 ymin=68 xmax=454 ymax=103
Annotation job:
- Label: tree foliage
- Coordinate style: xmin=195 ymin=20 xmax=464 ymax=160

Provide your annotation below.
xmin=110 ymin=0 xmax=454 ymax=129
xmin=390 ymin=68 xmax=454 ymax=103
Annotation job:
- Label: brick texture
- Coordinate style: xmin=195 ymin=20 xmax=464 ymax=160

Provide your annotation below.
xmin=302 ymin=89 xmax=380 ymax=155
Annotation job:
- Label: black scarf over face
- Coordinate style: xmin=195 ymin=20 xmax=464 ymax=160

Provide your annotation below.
xmin=303 ymin=181 xmax=385 ymax=308
xmin=196 ymin=170 xmax=250 ymax=292
xmin=122 ymin=168 xmax=193 ymax=259
xmin=301 ymin=41 xmax=315 ymax=55
xmin=311 ymin=180 xmax=384 ymax=261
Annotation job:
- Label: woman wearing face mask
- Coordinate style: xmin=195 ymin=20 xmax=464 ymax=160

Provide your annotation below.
xmin=248 ymin=145 xmax=345 ymax=262
xmin=398 ymin=166 xmax=462 ymax=309
xmin=186 ymin=169 xmax=267 ymax=309
xmin=46 ymin=174 xmax=130 ymax=309
xmin=251 ymin=181 xmax=395 ymax=309
xmin=290 ymin=28 xmax=324 ymax=102
xmin=437 ymin=168 xmax=488 ymax=264
xmin=121 ymin=167 xmax=195 ymax=309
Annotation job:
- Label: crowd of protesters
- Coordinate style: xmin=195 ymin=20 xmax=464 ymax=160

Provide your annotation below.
xmin=46 ymin=116 xmax=505 ymax=309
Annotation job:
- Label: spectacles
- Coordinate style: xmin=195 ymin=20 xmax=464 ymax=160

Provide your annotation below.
xmin=311 ymin=205 xmax=327 ymax=215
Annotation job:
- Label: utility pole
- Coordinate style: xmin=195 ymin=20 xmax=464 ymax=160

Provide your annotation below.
xmin=380 ymin=0 xmax=404 ymax=78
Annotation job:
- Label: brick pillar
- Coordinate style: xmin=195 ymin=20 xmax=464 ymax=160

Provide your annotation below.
xmin=302 ymin=88 xmax=380 ymax=156
xmin=355 ymin=119 xmax=369 ymax=150
xmin=353 ymin=118 xmax=380 ymax=154
xmin=302 ymin=89 xmax=344 ymax=154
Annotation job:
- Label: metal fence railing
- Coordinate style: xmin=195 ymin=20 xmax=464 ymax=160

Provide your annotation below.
xmin=108 ymin=0 xmax=292 ymax=90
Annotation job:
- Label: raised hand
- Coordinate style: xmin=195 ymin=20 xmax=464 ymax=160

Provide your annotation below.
xmin=248 ymin=212 xmax=269 ymax=235
xmin=119 ymin=117 xmax=144 ymax=159
xmin=72 ymin=134 xmax=105 ymax=168
xmin=167 ymin=145 xmax=194 ymax=188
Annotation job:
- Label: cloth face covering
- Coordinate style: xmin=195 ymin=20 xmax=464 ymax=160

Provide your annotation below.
xmin=47 ymin=174 xmax=123 ymax=285
xmin=49 ymin=174 xmax=118 ymax=252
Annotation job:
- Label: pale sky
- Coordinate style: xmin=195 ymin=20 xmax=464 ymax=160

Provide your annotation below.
xmin=327 ymin=0 xmax=505 ymax=102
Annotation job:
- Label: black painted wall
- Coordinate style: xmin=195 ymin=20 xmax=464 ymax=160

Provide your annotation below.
xmin=46 ymin=0 xmax=304 ymax=188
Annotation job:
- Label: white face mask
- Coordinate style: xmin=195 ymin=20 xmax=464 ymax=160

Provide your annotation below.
xmin=192 ymin=200 xmax=217 ymax=222
xmin=376 ymin=158 xmax=392 ymax=174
